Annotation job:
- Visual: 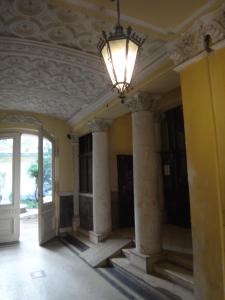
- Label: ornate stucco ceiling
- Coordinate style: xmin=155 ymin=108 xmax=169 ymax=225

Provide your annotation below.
xmin=0 ymin=0 xmax=167 ymax=120
xmin=0 ymin=0 xmax=220 ymax=121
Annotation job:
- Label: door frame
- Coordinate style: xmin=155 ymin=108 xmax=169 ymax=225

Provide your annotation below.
xmin=0 ymin=128 xmax=58 ymax=243
xmin=0 ymin=132 xmax=21 ymax=243
xmin=38 ymin=128 xmax=56 ymax=244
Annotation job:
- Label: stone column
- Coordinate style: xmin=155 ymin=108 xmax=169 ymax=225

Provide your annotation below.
xmin=88 ymin=119 xmax=111 ymax=244
xmin=125 ymin=91 xmax=163 ymax=273
xmin=154 ymin=113 xmax=166 ymax=224
xmin=71 ymin=133 xmax=80 ymax=232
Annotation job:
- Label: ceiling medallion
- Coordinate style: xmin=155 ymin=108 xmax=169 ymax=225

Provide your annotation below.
xmin=97 ymin=0 xmax=145 ymax=101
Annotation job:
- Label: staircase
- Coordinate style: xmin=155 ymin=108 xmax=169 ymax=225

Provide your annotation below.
xmin=110 ymin=248 xmax=194 ymax=300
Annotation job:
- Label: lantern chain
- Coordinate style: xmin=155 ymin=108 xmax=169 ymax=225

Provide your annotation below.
xmin=112 ymin=0 xmax=121 ymax=26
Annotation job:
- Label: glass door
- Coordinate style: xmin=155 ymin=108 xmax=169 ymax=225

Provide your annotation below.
xmin=0 ymin=133 xmax=20 ymax=243
xmin=38 ymin=130 xmax=56 ymax=245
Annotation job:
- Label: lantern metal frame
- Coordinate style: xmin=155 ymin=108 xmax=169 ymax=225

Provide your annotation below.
xmin=97 ymin=0 xmax=145 ymax=100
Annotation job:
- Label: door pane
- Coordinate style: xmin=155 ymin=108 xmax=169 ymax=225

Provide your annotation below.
xmin=21 ymin=134 xmax=38 ymax=208
xmin=43 ymin=138 xmax=53 ymax=204
xmin=0 ymin=138 xmax=13 ymax=205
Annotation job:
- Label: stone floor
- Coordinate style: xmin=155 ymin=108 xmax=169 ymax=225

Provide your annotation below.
xmin=0 ymin=220 xmax=128 ymax=300
xmin=0 ymin=219 xmax=173 ymax=300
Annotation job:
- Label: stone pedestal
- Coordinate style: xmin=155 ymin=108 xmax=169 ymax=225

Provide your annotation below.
xmin=88 ymin=119 xmax=111 ymax=243
xmin=72 ymin=216 xmax=80 ymax=232
xmin=125 ymin=92 xmax=163 ymax=271
xmin=89 ymin=231 xmax=108 ymax=244
xmin=71 ymin=133 xmax=80 ymax=232
xmin=129 ymin=248 xmax=166 ymax=273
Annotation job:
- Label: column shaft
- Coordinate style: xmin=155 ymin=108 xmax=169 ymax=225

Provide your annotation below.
xmin=92 ymin=131 xmax=111 ymax=234
xmin=88 ymin=119 xmax=111 ymax=243
xmin=132 ymin=110 xmax=161 ymax=255
xmin=154 ymin=115 xmax=165 ymax=223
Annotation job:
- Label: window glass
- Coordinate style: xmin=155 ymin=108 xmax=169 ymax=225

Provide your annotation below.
xmin=43 ymin=138 xmax=53 ymax=203
xmin=0 ymin=138 xmax=13 ymax=205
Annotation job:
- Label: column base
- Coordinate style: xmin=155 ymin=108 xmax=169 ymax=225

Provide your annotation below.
xmin=89 ymin=231 xmax=108 ymax=244
xmin=72 ymin=216 xmax=80 ymax=232
xmin=129 ymin=249 xmax=166 ymax=273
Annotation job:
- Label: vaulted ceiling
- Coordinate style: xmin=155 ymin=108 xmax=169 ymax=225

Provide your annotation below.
xmin=0 ymin=0 xmax=222 ymax=122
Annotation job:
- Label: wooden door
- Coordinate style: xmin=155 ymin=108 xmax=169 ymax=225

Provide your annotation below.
xmin=117 ymin=155 xmax=134 ymax=228
xmin=0 ymin=133 xmax=20 ymax=243
xmin=38 ymin=130 xmax=56 ymax=245
xmin=161 ymin=106 xmax=191 ymax=228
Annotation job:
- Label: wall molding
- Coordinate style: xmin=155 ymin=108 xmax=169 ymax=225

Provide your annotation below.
xmin=66 ymin=0 xmax=218 ymax=36
xmin=0 ymin=114 xmax=42 ymax=127
xmin=168 ymin=3 xmax=225 ymax=70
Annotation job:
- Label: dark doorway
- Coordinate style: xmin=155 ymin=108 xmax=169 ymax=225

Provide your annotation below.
xmin=117 ymin=155 xmax=134 ymax=228
xmin=161 ymin=106 xmax=191 ymax=228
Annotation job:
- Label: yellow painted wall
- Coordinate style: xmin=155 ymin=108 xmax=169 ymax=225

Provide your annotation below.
xmin=109 ymin=114 xmax=132 ymax=191
xmin=180 ymin=50 xmax=225 ymax=299
xmin=0 ymin=111 xmax=73 ymax=193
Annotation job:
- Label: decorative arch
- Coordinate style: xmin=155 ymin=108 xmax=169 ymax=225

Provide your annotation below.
xmin=0 ymin=114 xmax=42 ymax=128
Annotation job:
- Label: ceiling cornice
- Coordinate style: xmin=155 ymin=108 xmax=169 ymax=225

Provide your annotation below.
xmin=64 ymin=0 xmax=220 ymax=36
xmin=168 ymin=2 xmax=225 ymax=71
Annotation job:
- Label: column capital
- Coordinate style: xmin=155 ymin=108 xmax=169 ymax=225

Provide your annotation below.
xmin=70 ymin=132 xmax=79 ymax=144
xmin=124 ymin=91 xmax=160 ymax=113
xmin=88 ymin=119 xmax=111 ymax=133
xmin=168 ymin=3 xmax=225 ymax=69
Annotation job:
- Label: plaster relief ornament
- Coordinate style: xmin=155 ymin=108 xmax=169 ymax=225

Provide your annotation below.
xmin=15 ymin=0 xmax=45 ymax=16
xmin=10 ymin=19 xmax=40 ymax=37
xmin=0 ymin=114 xmax=42 ymax=127
xmin=88 ymin=119 xmax=110 ymax=132
xmin=48 ymin=26 xmax=72 ymax=43
xmin=125 ymin=91 xmax=160 ymax=113
xmin=169 ymin=4 xmax=225 ymax=67
xmin=56 ymin=7 xmax=78 ymax=23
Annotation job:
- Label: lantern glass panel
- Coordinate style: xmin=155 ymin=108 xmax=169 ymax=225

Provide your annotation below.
xmin=126 ymin=40 xmax=139 ymax=84
xmin=109 ymin=39 xmax=127 ymax=84
xmin=101 ymin=44 xmax=116 ymax=85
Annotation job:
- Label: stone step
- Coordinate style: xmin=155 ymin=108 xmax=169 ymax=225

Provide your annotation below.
xmin=167 ymin=251 xmax=193 ymax=271
xmin=98 ymin=267 xmax=175 ymax=300
xmin=110 ymin=257 xmax=194 ymax=300
xmin=153 ymin=261 xmax=194 ymax=291
xmin=122 ymin=248 xmax=133 ymax=259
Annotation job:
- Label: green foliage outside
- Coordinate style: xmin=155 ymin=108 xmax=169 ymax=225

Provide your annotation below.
xmin=21 ymin=199 xmax=38 ymax=209
xmin=27 ymin=146 xmax=52 ymax=202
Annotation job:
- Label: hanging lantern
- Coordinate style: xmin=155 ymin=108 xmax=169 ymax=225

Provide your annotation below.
xmin=97 ymin=0 xmax=145 ymax=100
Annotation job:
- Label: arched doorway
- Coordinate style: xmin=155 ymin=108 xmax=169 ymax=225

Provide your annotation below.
xmin=0 ymin=129 xmax=56 ymax=245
